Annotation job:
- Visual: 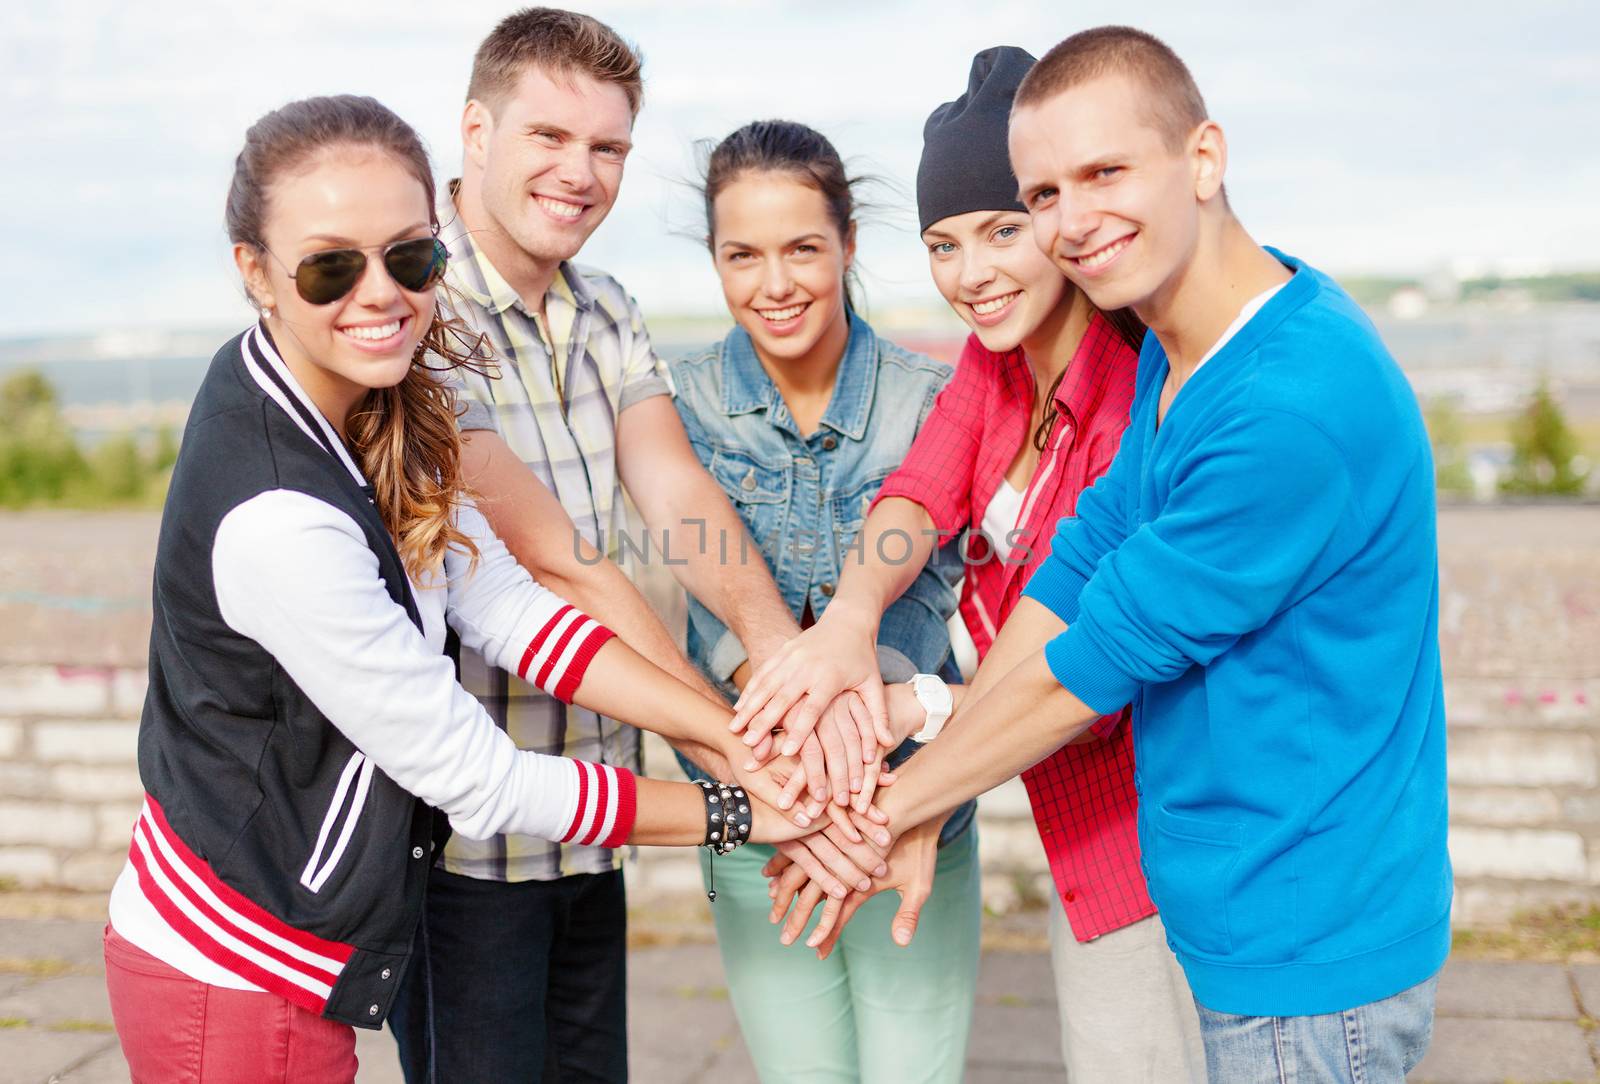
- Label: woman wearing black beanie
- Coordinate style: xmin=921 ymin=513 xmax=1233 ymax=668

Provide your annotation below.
xmin=747 ymin=46 xmax=1206 ymax=1082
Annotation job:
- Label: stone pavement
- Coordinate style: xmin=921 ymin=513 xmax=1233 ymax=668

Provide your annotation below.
xmin=1 ymin=915 xmax=1598 ymax=1083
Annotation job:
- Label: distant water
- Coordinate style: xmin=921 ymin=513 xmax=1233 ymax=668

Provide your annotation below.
xmin=1 ymin=352 xmax=215 ymax=409
xmin=0 ymin=338 xmax=720 ymax=407
xmin=0 ymin=340 xmax=718 ymax=409
xmin=0 ymin=337 xmax=714 ymax=440
xmin=1375 ymin=304 xmax=1600 ymax=372
xmin=5 ymin=305 xmax=1599 ymax=437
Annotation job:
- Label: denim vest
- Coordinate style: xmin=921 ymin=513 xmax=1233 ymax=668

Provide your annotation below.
xmin=669 ymin=313 xmax=974 ymax=844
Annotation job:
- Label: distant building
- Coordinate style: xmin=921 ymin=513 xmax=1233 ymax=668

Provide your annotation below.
xmin=1388 ymin=287 xmax=1429 ymax=319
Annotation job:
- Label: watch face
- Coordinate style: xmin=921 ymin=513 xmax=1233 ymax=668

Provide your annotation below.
xmin=916 ymin=675 xmax=952 ymax=712
xmin=910 ymin=675 xmax=952 ymax=737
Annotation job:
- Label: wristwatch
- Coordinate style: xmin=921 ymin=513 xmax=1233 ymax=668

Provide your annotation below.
xmin=907 ymin=673 xmax=953 ymax=743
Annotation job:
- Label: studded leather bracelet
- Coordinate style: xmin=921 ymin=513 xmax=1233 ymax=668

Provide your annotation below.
xmin=695 ymin=779 xmax=752 ymax=902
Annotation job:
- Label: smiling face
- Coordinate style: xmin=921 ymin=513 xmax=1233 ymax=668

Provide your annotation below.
xmin=922 ymin=209 xmax=1068 ymax=353
xmin=711 ymin=172 xmax=855 ymax=369
xmin=1009 ymin=73 xmax=1224 ymax=318
xmin=463 ymin=64 xmax=632 ymax=277
xmin=235 ymin=146 xmax=436 ymax=420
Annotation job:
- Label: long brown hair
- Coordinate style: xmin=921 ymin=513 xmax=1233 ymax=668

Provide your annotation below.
xmin=1034 ymin=305 xmax=1145 ymax=451
xmin=225 ymin=94 xmax=494 ymax=580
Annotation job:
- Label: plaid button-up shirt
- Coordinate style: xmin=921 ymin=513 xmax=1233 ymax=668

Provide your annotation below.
xmin=438 ymin=189 xmax=671 ymax=881
xmin=874 ymin=314 xmax=1151 ymax=941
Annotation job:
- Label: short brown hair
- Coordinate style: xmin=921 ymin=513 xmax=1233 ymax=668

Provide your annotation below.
xmin=467 ymin=7 xmax=643 ymax=117
xmin=1014 ymin=26 xmax=1207 ymax=150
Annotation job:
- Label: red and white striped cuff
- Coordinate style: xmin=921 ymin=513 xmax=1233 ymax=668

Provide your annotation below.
xmin=515 ymin=604 xmax=617 ymax=704
xmin=127 ymin=796 xmax=354 ymax=1017
xmin=557 ymin=761 xmax=637 ymax=849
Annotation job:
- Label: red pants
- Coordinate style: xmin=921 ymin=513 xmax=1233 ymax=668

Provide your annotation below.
xmin=104 ymin=925 xmax=358 ymax=1083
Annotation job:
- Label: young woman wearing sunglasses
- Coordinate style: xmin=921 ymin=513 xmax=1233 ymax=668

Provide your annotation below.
xmin=102 ymin=95 xmax=812 ymax=1083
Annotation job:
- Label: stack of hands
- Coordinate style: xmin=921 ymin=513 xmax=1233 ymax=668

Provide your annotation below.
xmin=714 ymin=607 xmax=945 ymax=961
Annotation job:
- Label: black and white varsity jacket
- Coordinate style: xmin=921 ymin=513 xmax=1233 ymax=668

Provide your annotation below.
xmin=109 ymin=324 xmax=636 ymax=1028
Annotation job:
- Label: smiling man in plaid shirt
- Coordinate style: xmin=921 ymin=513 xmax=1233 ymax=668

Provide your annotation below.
xmin=387 ymin=10 xmax=800 ymax=1083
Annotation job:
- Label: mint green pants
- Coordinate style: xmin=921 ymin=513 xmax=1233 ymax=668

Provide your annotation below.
xmin=698 ymin=825 xmax=981 ymax=1084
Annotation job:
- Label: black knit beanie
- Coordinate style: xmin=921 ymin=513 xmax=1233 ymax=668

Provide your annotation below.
xmin=916 ymin=45 xmax=1038 ymax=233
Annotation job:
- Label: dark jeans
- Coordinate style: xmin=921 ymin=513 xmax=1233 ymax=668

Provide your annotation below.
xmin=391 ymin=865 xmax=628 ymax=1083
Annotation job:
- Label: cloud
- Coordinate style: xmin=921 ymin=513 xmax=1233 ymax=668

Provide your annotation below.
xmin=2 ymin=0 xmax=1597 ymax=335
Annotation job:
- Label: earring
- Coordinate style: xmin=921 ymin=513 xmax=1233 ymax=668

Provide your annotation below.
xmin=262 ymin=306 xmax=273 ymax=319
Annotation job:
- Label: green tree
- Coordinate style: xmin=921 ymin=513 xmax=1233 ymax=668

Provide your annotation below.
xmin=1 ymin=369 xmax=58 ymax=417
xmin=151 ymin=426 xmax=180 ymax=472
xmin=1425 ymin=398 xmax=1473 ymax=497
xmin=1502 ymin=380 xmax=1589 ymax=497
xmin=88 ymin=434 xmax=147 ymax=501
xmin=0 ymin=369 xmax=88 ymax=506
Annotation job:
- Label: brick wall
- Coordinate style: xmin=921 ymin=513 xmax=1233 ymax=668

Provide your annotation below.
xmin=1 ymin=505 xmax=1597 ymax=926
xmin=1444 ymin=678 xmax=1600 ymax=923
xmin=0 ymin=664 xmax=146 ymax=891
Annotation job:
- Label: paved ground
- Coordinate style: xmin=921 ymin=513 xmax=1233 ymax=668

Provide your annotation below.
xmin=1 ymin=914 xmax=1598 ymax=1084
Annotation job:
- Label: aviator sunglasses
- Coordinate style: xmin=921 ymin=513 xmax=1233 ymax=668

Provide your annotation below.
xmin=265 ymin=235 xmax=450 ymax=306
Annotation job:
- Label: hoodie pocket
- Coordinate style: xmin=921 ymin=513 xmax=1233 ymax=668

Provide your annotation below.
xmin=1146 ymin=804 xmax=1242 ymax=956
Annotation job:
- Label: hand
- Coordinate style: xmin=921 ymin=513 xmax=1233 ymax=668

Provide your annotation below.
xmin=762 ymin=811 xmax=903 ymax=945
xmin=763 ymin=821 xmax=891 ymax=900
xmin=776 ymin=754 xmax=897 ymax=844
xmin=817 ymin=691 xmax=900 ymax=819
xmin=805 ymin=691 xmax=898 ymax=810
xmin=730 ymin=602 xmax=889 ymax=761
xmin=767 ymin=819 xmax=940 ymax=957
xmin=749 ymin=793 xmax=832 ymax=846
xmin=728 ymin=702 xmax=870 ymax=816
xmin=727 ymin=744 xmax=827 ymax=828
xmin=885 ymin=679 xmax=928 ymax=747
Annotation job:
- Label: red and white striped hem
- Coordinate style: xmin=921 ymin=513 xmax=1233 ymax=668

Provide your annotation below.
xmin=515 ymin=605 xmax=617 ymax=703
xmin=558 ymin=762 xmax=637 ymax=849
xmin=126 ymin=796 xmax=354 ymax=1016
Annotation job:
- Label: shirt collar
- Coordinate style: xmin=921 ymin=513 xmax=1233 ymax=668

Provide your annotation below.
xmin=439 ymin=180 xmax=595 ymax=318
xmin=718 ymin=310 xmax=879 ymax=441
xmin=1050 ymin=310 xmax=1133 ymax=429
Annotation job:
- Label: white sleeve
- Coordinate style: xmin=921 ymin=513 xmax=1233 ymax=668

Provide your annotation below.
xmin=443 ymin=499 xmax=615 ymax=703
xmin=211 ymin=489 xmax=634 ymax=846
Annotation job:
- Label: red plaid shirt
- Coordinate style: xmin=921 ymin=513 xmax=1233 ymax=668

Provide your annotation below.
xmin=876 ymin=314 xmax=1151 ymax=941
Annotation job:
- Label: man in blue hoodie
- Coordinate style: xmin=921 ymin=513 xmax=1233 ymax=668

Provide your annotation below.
xmin=734 ymin=22 xmax=1450 ymax=1084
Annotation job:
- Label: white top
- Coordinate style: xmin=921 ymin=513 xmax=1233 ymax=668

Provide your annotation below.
xmin=111 ymin=325 xmax=624 ymax=992
xmin=982 ymin=478 xmax=1027 ymax=559
xmin=1193 ymin=280 xmax=1289 ymax=373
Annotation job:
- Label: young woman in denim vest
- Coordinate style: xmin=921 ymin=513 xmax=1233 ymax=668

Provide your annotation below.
xmin=668 ymin=120 xmax=980 ymax=1082
xmin=733 ymin=51 xmax=1208 ymax=1081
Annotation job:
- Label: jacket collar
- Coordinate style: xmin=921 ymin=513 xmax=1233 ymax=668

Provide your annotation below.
xmin=718 ymin=310 xmax=878 ymax=442
xmin=240 ymin=323 xmax=367 ymax=487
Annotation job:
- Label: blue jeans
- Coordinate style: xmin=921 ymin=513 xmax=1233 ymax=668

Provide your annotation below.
xmin=1194 ymin=974 xmax=1438 ymax=1083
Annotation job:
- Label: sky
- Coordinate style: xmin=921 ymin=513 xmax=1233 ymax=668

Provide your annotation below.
xmin=2 ymin=0 xmax=1597 ymax=338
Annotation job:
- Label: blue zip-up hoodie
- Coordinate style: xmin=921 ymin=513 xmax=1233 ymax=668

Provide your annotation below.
xmin=1024 ymin=250 xmax=1451 ymax=1016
